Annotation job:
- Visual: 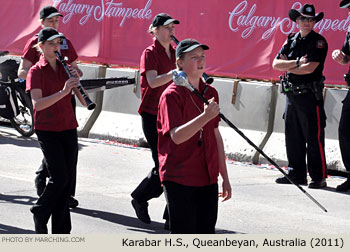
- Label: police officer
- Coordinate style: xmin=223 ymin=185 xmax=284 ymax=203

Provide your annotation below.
xmin=272 ymin=4 xmax=328 ymax=189
xmin=331 ymin=0 xmax=350 ymax=191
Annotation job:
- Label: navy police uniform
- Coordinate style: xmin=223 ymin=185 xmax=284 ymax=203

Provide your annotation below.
xmin=339 ymin=28 xmax=350 ymax=173
xmin=276 ymin=30 xmax=328 ymax=183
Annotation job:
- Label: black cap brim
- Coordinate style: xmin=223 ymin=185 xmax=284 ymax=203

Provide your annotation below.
xmin=46 ymin=33 xmax=65 ymax=41
xmin=39 ymin=33 xmax=65 ymax=43
xmin=163 ymin=18 xmax=180 ymax=26
xmin=43 ymin=12 xmax=63 ymax=19
xmin=176 ymin=44 xmax=209 ymax=58
xmin=183 ymin=44 xmax=209 ymax=53
xmin=340 ymin=0 xmax=350 ymax=8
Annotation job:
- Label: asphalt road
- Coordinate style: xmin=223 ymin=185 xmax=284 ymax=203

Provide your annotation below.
xmin=1 ymin=123 xmax=350 ymax=235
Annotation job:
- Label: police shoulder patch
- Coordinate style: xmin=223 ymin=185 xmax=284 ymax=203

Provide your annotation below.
xmin=316 ymin=40 xmax=326 ymax=49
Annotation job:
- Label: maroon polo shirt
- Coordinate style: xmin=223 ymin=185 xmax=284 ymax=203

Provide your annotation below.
xmin=26 ymin=55 xmax=78 ymax=131
xmin=22 ymin=35 xmax=78 ymax=65
xmin=157 ymin=80 xmax=221 ymax=187
xmin=138 ymin=39 xmax=176 ymax=115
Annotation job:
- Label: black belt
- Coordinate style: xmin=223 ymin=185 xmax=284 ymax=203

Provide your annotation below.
xmin=290 ymin=82 xmax=311 ymax=89
xmin=289 ymin=83 xmax=312 ymax=95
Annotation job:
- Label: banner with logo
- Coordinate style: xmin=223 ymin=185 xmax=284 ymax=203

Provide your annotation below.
xmin=0 ymin=0 xmax=349 ymax=84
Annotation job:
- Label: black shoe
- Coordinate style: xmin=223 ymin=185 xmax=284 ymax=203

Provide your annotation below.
xmin=33 ymin=215 xmax=48 ymax=234
xmin=308 ymin=179 xmax=327 ymax=189
xmin=275 ymin=176 xmax=307 ymax=185
xmin=68 ymin=196 xmax=79 ymax=208
xmin=164 ymin=219 xmax=170 ymax=230
xmin=336 ymin=178 xmax=350 ymax=192
xmin=34 ymin=175 xmax=46 ymax=197
xmin=131 ymin=199 xmax=151 ymax=224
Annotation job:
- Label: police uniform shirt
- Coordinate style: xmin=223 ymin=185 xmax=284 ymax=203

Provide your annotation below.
xmin=341 ymin=26 xmax=350 ymax=56
xmin=276 ymin=30 xmax=328 ymax=84
xmin=341 ymin=27 xmax=350 ymax=109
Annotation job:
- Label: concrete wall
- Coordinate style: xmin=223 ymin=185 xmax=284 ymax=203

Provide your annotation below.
xmin=323 ymin=89 xmax=348 ymax=171
xmin=211 ymin=79 xmax=277 ymax=162
xmin=87 ymin=68 xmax=145 ymax=145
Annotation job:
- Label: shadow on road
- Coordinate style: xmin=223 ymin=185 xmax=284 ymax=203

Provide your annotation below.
xmin=321 ymin=186 xmax=350 ymax=195
xmin=0 ymin=129 xmax=39 ymax=148
xmin=0 ymin=194 xmax=36 ymax=234
xmin=71 ymin=207 xmax=169 ymax=234
xmin=0 ymin=223 xmax=35 ymax=234
xmin=0 ymin=193 xmax=37 ymax=206
xmin=0 ymin=193 xmax=241 ymax=234
xmin=71 ymin=207 xmax=240 ymax=234
xmin=0 ymin=127 xmax=87 ymax=149
xmin=215 ymin=229 xmax=244 ymax=234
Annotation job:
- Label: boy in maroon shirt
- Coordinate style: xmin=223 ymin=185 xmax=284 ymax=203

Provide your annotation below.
xmin=157 ymin=39 xmax=232 ymax=233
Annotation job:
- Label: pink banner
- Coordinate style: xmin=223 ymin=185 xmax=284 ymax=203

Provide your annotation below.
xmin=0 ymin=0 xmax=349 ymax=84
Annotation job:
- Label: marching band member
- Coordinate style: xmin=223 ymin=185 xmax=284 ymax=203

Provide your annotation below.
xmin=27 ymin=27 xmax=87 ymax=233
xmin=18 ymin=5 xmax=81 ymax=208
xmin=157 ymin=39 xmax=232 ymax=233
xmin=130 ymin=13 xmax=179 ymax=228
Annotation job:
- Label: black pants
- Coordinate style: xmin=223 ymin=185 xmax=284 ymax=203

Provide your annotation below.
xmin=36 ymin=157 xmax=77 ymax=196
xmin=31 ymin=129 xmax=78 ymax=234
xmin=284 ymin=94 xmax=327 ymax=181
xmin=163 ymin=181 xmax=218 ymax=234
xmin=131 ymin=112 xmax=167 ymax=219
xmin=339 ymin=104 xmax=350 ymax=173
xmin=35 ymin=96 xmax=77 ymax=196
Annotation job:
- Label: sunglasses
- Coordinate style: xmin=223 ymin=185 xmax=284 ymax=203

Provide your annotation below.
xmin=297 ymin=16 xmax=315 ymax=22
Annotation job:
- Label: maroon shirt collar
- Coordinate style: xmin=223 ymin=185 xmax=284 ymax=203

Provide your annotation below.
xmin=153 ymin=38 xmax=175 ymax=55
xmin=37 ymin=54 xmax=50 ymax=67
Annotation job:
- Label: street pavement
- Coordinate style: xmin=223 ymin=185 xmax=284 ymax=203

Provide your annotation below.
xmin=0 ymin=123 xmax=350 ymax=234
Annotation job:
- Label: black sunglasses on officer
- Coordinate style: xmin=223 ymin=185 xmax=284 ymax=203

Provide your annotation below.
xmin=297 ymin=16 xmax=315 ymax=22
